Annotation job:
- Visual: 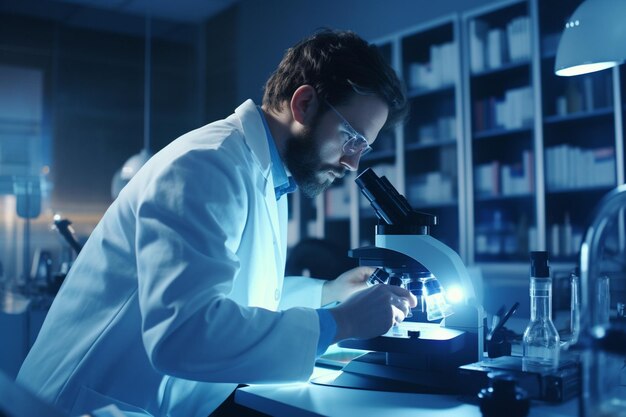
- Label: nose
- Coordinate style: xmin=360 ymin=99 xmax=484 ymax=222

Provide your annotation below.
xmin=340 ymin=152 xmax=361 ymax=172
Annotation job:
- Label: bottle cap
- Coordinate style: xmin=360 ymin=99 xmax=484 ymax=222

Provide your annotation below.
xmin=530 ymin=251 xmax=550 ymax=278
xmin=478 ymin=372 xmax=530 ymax=417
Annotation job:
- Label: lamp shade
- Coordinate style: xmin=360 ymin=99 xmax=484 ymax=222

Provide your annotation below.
xmin=111 ymin=149 xmax=152 ymax=199
xmin=555 ymin=0 xmax=626 ymax=76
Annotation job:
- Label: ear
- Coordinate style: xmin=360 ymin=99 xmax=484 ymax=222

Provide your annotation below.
xmin=290 ymin=85 xmax=319 ymax=125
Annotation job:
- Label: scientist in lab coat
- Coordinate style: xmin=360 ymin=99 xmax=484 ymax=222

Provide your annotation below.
xmin=17 ymin=29 xmax=413 ymax=417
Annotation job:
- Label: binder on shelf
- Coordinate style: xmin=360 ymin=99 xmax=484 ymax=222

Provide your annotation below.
xmin=474 ymin=161 xmax=500 ymax=197
xmin=506 ymin=16 xmax=530 ymax=62
xmin=408 ymin=41 xmax=457 ymax=91
xmin=474 ymin=86 xmax=532 ymax=132
xmin=545 ymin=145 xmax=616 ymax=191
xmin=487 ymin=28 xmax=505 ymax=69
xmin=469 ymin=19 xmax=489 ymax=73
xmin=417 ymin=115 xmax=456 ymax=144
xmin=475 ymin=151 xmax=533 ymax=198
xmin=325 ymin=184 xmax=351 ymax=219
xmin=408 ymin=172 xmax=454 ymax=205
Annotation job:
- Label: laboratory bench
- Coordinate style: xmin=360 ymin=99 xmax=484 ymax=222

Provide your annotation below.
xmin=234 ymin=365 xmax=578 ymax=417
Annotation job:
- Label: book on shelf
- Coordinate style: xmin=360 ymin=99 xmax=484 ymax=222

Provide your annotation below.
xmin=475 ymin=151 xmax=533 ymax=197
xmin=470 ymin=15 xmax=530 ymax=73
xmin=545 ymin=145 xmax=616 ymax=190
xmin=549 ymin=214 xmax=582 ymax=259
xmin=439 ymin=146 xmax=457 ymax=176
xmin=469 ymin=19 xmax=488 ymax=73
xmin=325 ymin=184 xmax=351 ymax=219
xmin=474 ymin=209 xmax=533 ymax=256
xmin=524 ymin=149 xmax=534 ymax=193
xmin=487 ymin=28 xmax=505 ymax=69
xmin=417 ymin=115 xmax=456 ymax=144
xmin=408 ymin=172 xmax=454 ymax=205
xmin=500 ymin=150 xmax=534 ymax=196
xmin=474 ymin=86 xmax=533 ymax=132
xmin=506 ymin=16 xmax=531 ymax=62
xmin=556 ymin=75 xmax=612 ymax=116
xmin=408 ymin=41 xmax=457 ymax=90
xmin=474 ymin=160 xmax=500 ymax=197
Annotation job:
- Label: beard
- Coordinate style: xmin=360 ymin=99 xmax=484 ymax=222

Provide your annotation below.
xmin=284 ymin=124 xmax=339 ymax=198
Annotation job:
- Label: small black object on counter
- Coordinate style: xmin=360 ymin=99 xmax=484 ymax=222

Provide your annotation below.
xmin=478 ymin=371 xmax=530 ymax=417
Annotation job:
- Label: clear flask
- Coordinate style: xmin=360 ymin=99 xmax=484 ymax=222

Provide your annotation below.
xmin=523 ymin=251 xmax=560 ymax=371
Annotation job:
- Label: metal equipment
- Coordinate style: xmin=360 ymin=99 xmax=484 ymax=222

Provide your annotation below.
xmin=314 ymin=168 xmax=484 ymax=394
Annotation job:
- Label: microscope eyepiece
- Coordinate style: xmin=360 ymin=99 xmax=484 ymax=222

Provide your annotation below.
xmin=355 ymin=168 xmax=437 ymax=232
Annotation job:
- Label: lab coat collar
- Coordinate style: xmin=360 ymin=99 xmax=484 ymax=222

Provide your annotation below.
xmin=235 ymin=99 xmax=272 ymax=178
xmin=255 ymin=105 xmax=297 ymax=201
xmin=234 ymin=99 xmax=285 ymax=266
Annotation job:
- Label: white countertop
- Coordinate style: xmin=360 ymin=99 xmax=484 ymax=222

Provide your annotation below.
xmin=235 ymin=366 xmax=579 ymax=417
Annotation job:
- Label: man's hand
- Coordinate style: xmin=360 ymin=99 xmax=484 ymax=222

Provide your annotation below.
xmin=328 ymin=284 xmax=417 ymax=342
xmin=321 ymin=266 xmax=375 ymax=306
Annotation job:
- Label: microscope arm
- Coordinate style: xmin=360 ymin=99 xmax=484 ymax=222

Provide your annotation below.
xmin=376 ymin=234 xmax=477 ymax=304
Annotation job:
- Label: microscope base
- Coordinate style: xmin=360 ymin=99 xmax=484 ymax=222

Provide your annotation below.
xmin=312 ymin=351 xmax=463 ymax=394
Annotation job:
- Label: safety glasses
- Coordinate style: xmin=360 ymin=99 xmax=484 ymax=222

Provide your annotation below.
xmin=325 ymin=101 xmax=373 ymax=157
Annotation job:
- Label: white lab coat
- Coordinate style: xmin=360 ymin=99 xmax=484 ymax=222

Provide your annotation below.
xmin=17 ymin=100 xmax=326 ymax=417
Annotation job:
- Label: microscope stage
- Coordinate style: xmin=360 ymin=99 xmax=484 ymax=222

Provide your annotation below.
xmin=339 ymin=322 xmax=467 ymax=355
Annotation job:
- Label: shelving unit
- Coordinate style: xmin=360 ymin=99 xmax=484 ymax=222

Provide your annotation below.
xmin=538 ymin=0 xmax=620 ymax=264
xmin=463 ymin=0 xmax=536 ymax=264
xmin=400 ymin=16 xmax=465 ymax=255
xmin=290 ymin=0 xmax=626 ymax=275
xmin=355 ymin=36 xmax=401 ymax=249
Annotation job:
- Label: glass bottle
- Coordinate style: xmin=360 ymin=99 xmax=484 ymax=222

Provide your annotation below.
xmin=523 ymin=251 xmax=560 ymax=371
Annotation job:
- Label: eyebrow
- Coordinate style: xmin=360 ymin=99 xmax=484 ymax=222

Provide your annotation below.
xmin=339 ymin=118 xmax=372 ymax=144
xmin=326 ymin=101 xmax=373 ymax=144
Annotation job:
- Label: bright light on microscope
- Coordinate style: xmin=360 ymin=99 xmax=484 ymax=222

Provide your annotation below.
xmin=446 ymin=285 xmax=464 ymax=304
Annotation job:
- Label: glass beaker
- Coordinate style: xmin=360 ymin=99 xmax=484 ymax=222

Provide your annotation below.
xmin=522 ymin=251 xmax=560 ymax=371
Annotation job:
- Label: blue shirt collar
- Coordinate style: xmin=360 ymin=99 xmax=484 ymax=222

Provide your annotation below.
xmin=257 ymin=106 xmax=297 ymax=200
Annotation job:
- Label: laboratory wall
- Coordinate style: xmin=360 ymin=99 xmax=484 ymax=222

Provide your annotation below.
xmin=0 ymin=7 xmax=208 ymax=376
xmin=233 ymin=0 xmax=490 ymax=104
xmin=0 ymin=9 xmax=202 ymax=281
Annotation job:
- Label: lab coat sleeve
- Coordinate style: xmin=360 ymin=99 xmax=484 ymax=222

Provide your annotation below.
xmin=279 ymin=276 xmax=325 ymax=309
xmin=134 ymin=147 xmax=318 ymax=383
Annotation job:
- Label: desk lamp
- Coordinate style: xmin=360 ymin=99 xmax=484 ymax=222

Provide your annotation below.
xmin=555 ymin=0 xmax=626 ymax=76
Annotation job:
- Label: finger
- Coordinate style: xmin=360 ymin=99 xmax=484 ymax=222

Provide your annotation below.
xmin=390 ymin=294 xmax=410 ymax=318
xmin=387 ymin=285 xmax=418 ymax=307
xmin=400 ymin=297 xmax=411 ymax=314
xmin=355 ymin=266 xmax=376 ymax=281
xmin=391 ymin=304 xmax=407 ymax=324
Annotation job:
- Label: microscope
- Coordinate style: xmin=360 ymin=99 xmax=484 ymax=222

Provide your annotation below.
xmin=315 ymin=168 xmax=484 ymax=394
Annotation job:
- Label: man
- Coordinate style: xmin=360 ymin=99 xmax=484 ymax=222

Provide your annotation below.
xmin=17 ymin=29 xmax=414 ymax=417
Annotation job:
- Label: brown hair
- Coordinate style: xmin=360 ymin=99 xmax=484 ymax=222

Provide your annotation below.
xmin=262 ymin=29 xmax=407 ymax=129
